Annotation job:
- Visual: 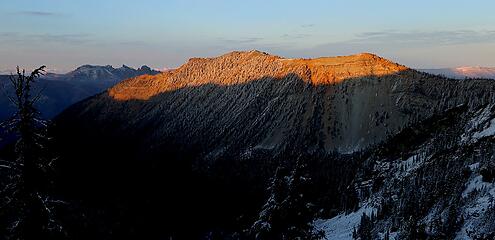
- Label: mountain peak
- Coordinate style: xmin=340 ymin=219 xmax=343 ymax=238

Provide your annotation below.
xmin=139 ymin=65 xmax=152 ymax=71
xmin=236 ymin=49 xmax=271 ymax=56
xmin=120 ymin=64 xmax=133 ymax=70
xmin=356 ymin=52 xmax=380 ymax=58
xmin=109 ymin=51 xmax=409 ymax=100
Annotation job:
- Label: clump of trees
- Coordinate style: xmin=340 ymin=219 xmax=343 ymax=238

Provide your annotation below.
xmin=0 ymin=66 xmax=64 ymax=239
xmin=249 ymin=159 xmax=324 ymax=239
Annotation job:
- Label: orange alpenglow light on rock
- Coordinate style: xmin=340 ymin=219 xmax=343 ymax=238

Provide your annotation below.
xmin=109 ymin=50 xmax=409 ymax=101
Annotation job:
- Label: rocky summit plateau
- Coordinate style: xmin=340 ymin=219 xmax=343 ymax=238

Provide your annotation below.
xmin=108 ymin=51 xmax=407 ymax=100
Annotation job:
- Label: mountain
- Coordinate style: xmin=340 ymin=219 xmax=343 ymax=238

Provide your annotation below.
xmin=420 ymin=66 xmax=495 ymax=79
xmin=63 ymin=51 xmax=491 ymax=153
xmin=38 ymin=51 xmax=495 ymax=238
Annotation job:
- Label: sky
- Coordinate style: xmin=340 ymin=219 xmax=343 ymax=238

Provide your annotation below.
xmin=1 ymin=0 xmax=495 ymax=73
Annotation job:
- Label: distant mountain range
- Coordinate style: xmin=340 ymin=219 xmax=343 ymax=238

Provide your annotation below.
xmin=420 ymin=66 xmax=495 ymax=79
xmin=44 ymin=65 xmax=158 ymax=82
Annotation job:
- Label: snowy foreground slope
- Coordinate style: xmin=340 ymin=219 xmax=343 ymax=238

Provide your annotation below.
xmin=316 ymin=104 xmax=495 ymax=239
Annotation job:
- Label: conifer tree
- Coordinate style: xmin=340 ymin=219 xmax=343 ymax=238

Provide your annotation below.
xmin=0 ymin=66 xmax=64 ymax=239
xmin=249 ymin=158 xmax=324 ymax=239
xmin=249 ymin=166 xmax=286 ymax=239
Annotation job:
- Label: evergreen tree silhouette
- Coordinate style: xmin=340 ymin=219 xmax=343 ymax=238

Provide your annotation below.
xmin=0 ymin=66 xmax=64 ymax=239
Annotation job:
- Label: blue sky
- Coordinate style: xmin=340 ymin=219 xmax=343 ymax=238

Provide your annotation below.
xmin=1 ymin=0 xmax=495 ymax=72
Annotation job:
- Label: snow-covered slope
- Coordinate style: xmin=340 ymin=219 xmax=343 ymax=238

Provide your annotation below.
xmin=315 ymin=202 xmax=377 ymax=240
xmin=316 ymin=104 xmax=495 ymax=239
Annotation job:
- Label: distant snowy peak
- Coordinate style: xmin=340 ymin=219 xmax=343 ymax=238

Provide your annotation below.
xmin=454 ymin=66 xmax=495 ymax=79
xmin=420 ymin=67 xmax=495 ymax=79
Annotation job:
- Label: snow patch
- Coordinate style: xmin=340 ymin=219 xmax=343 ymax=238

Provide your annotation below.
xmin=461 ymin=105 xmax=495 ymax=144
xmin=462 ymin=175 xmax=491 ymax=198
xmin=394 ymin=154 xmax=427 ymax=179
xmin=456 ymin=171 xmax=495 ymax=239
xmin=314 ymin=203 xmax=376 ymax=240
xmin=472 ymin=118 xmax=495 ymax=140
xmin=468 ymin=162 xmax=480 ymax=171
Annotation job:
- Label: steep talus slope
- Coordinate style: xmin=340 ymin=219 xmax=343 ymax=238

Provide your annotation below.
xmin=51 ymin=51 xmax=495 ymax=238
